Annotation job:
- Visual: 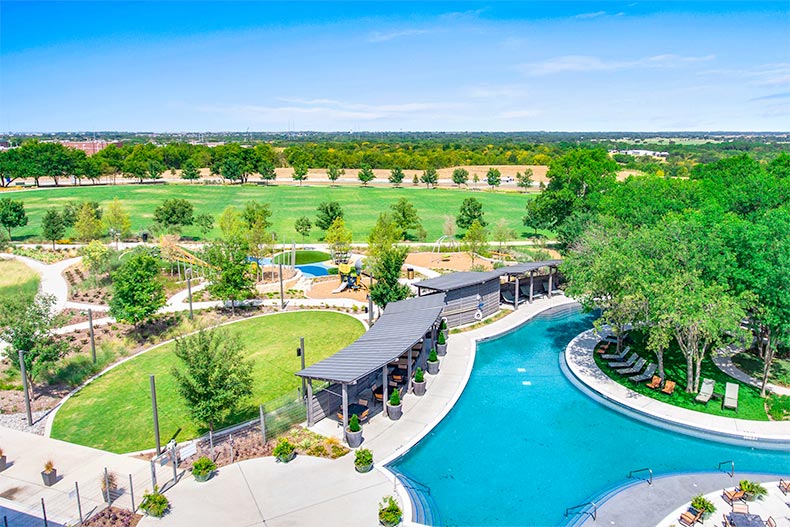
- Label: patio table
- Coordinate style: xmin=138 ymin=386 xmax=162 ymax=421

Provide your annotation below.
xmin=728 ymin=512 xmax=764 ymax=527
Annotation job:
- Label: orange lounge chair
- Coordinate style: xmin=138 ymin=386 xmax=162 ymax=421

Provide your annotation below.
xmin=779 ymin=478 xmax=789 ymax=495
xmin=732 ymin=503 xmax=749 ymax=514
xmin=646 ymin=376 xmax=661 ymax=389
xmin=662 ymin=380 xmax=676 ymax=395
xmin=722 ymin=488 xmax=745 ymax=504
xmin=679 ymin=508 xmax=703 ymax=526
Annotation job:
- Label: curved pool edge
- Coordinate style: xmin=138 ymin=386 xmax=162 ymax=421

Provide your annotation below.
xmin=562 ymin=328 xmax=790 ymax=449
xmin=377 ymin=296 xmax=581 ymax=526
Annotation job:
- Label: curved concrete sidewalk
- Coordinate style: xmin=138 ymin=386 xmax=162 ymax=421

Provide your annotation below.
xmin=0 ymin=254 xmax=79 ymax=313
xmin=712 ymin=346 xmax=790 ymax=396
xmin=564 ymin=329 xmax=790 ymax=445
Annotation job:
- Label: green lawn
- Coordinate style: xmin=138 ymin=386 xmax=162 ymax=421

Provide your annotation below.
xmin=732 ymin=351 xmax=790 ymax=388
xmin=5 ymin=185 xmax=540 ymax=242
xmin=0 ymin=259 xmax=39 ymax=305
xmin=273 ymin=250 xmax=331 ymax=265
xmin=595 ymin=334 xmax=771 ymax=421
xmin=51 ymin=311 xmax=365 ymax=453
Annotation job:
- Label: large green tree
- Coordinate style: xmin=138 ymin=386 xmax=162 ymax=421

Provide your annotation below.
xmin=109 ymin=249 xmax=166 ymax=325
xmin=390 ymin=198 xmax=421 ymax=240
xmin=316 ymin=201 xmax=344 ymax=231
xmin=456 ymin=197 xmax=486 ymax=229
xmin=0 ymin=198 xmax=27 ymax=239
xmin=205 ymin=239 xmax=255 ymax=315
xmin=153 ymin=198 xmax=194 ymax=230
xmin=41 ymin=209 xmax=65 ymax=249
xmin=369 ymin=246 xmax=411 ymax=309
xmin=357 ymin=165 xmax=375 ymax=186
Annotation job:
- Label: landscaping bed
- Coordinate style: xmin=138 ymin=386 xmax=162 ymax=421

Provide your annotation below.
xmin=732 ymin=350 xmax=790 ymax=389
xmin=84 ymin=506 xmax=142 ymax=527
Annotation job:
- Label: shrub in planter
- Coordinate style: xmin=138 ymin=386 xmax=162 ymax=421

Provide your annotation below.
xmin=41 ymin=460 xmax=57 ymax=486
xmin=436 ymin=331 xmax=447 ymax=356
xmin=739 ymin=479 xmax=767 ymax=501
xmin=413 ymin=367 xmax=426 ymax=396
xmin=387 ymin=389 xmax=403 ymax=420
xmin=355 ymin=448 xmax=374 ymax=473
xmin=690 ymin=494 xmax=716 ymax=519
xmin=379 ymin=495 xmax=402 ymax=527
xmin=191 ymin=456 xmax=217 ymax=482
xmin=427 ymin=349 xmax=439 ymax=375
xmin=140 ymin=486 xmax=169 ymax=517
xmin=439 ymin=318 xmax=448 ymax=337
xmin=0 ymin=448 xmax=6 ymax=472
xmin=273 ymin=438 xmax=296 ymax=463
xmin=346 ymin=414 xmax=363 ymax=448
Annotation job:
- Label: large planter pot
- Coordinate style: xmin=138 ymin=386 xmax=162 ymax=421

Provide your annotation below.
xmin=194 ymin=471 xmax=213 ymax=483
xmin=277 ymin=452 xmax=296 ymax=463
xmin=442 ymin=329 xmax=449 ymax=340
xmin=0 ymin=455 xmax=6 ymax=472
xmin=355 ymin=462 xmax=373 ymax=473
xmin=436 ymin=343 xmax=447 ymax=356
xmin=387 ymin=402 xmax=403 ymax=421
xmin=346 ymin=428 xmax=363 ymax=448
xmin=702 ymin=511 xmax=713 ymax=521
xmin=41 ymin=469 xmax=57 ymax=487
xmin=744 ymin=493 xmax=756 ymax=502
xmin=412 ymin=380 xmax=426 ymax=396
xmin=380 ymin=517 xmax=402 ymax=527
xmin=427 ymin=360 xmax=440 ymax=375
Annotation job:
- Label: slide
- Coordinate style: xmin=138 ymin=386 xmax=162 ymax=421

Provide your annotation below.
xmin=331 ymin=281 xmax=349 ymax=294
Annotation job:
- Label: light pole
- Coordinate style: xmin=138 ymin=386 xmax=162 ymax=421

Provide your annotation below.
xmin=279 ymin=261 xmax=285 ymax=310
xmin=18 ymin=350 xmax=32 ymax=426
xmin=185 ymin=268 xmax=194 ymax=320
xmin=150 ymin=375 xmax=161 ymax=455
xmin=108 ymin=228 xmax=120 ymax=250
xmin=296 ymin=337 xmax=306 ymax=398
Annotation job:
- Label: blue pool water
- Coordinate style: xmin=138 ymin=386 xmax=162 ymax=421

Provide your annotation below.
xmin=389 ymin=305 xmax=790 ymax=526
xmin=297 ymin=264 xmax=329 ymax=277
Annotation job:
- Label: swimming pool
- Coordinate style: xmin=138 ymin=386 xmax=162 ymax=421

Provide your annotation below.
xmin=297 ymin=264 xmax=329 ymax=277
xmin=388 ymin=305 xmax=790 ymax=526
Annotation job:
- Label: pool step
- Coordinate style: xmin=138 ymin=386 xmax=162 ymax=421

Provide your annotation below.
xmin=391 ymin=470 xmax=443 ymax=526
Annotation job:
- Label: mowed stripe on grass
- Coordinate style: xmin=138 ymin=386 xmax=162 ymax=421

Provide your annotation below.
xmin=51 ymin=311 xmax=365 ymax=453
xmin=0 ymin=259 xmax=40 ymax=304
xmin=7 ymin=185 xmax=536 ymax=241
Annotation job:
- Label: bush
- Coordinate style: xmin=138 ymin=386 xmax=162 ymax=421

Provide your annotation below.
xmin=327 ymin=267 xmax=339 ymax=275
xmin=414 ymin=367 xmax=424 ymax=383
xmin=140 ymin=486 xmax=169 ymax=517
xmin=690 ymin=494 xmax=716 ymax=514
xmin=355 ymin=448 xmax=373 ymax=467
xmin=273 ymin=438 xmax=295 ymax=459
xmin=348 ymin=414 xmax=361 ymax=432
xmin=739 ymin=480 xmax=767 ymax=499
xmin=379 ymin=496 xmax=402 ymax=526
xmin=428 ymin=349 xmax=438 ymax=362
xmin=389 ymin=389 xmax=400 ymax=406
xmin=191 ymin=456 xmax=217 ymax=477
xmin=437 ymin=331 xmax=446 ymax=345
xmin=439 ymin=319 xmax=447 ymax=331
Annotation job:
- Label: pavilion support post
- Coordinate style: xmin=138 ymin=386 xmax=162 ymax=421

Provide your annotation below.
xmin=514 ymin=276 xmax=520 ymax=309
xmin=548 ymin=267 xmax=554 ymax=298
xmin=407 ymin=347 xmax=413 ymax=393
xmin=382 ymin=366 xmax=389 ymax=417
xmin=341 ymin=383 xmax=349 ymax=436
xmin=529 ymin=271 xmax=534 ymax=303
xmin=306 ymin=379 xmax=314 ymax=427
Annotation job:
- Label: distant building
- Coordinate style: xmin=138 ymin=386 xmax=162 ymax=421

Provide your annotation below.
xmin=609 ymin=149 xmax=669 ymax=159
xmin=58 ymin=140 xmax=122 ymax=156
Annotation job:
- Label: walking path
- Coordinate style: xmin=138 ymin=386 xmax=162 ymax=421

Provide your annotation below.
xmin=0 ymin=254 xmax=78 ymax=313
xmin=712 ymin=346 xmax=790 ymax=396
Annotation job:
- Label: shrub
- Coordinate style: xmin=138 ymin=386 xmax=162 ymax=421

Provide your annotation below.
xmin=439 ymin=319 xmax=447 ymax=331
xmin=348 ymin=414 xmax=361 ymax=432
xmin=389 ymin=389 xmax=400 ymax=406
xmin=437 ymin=331 xmax=446 ymax=345
xmin=739 ymin=480 xmax=767 ymax=499
xmin=43 ymin=460 xmax=55 ymax=474
xmin=273 ymin=438 xmax=295 ymax=459
xmin=428 ymin=349 xmax=438 ymax=362
xmin=414 ymin=367 xmax=424 ymax=383
xmin=191 ymin=456 xmax=217 ymax=477
xmin=379 ymin=496 xmax=402 ymax=525
xmin=355 ymin=448 xmax=373 ymax=467
xmin=327 ymin=267 xmax=339 ymax=275
xmin=690 ymin=494 xmax=716 ymax=513
xmin=140 ymin=486 xmax=169 ymax=517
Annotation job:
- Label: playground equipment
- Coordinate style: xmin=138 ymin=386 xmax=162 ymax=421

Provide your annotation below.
xmin=159 ymin=237 xmax=216 ymax=281
xmin=333 ymin=258 xmax=368 ymax=293
xmin=432 ymin=235 xmax=458 ymax=262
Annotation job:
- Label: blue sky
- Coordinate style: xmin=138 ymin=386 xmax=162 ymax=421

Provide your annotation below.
xmin=1 ymin=1 xmax=788 ymax=132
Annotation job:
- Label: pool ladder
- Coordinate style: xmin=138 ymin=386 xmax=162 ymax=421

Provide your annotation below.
xmin=718 ymin=460 xmax=735 ymax=478
xmin=565 ymin=501 xmax=597 ymax=522
xmin=627 ymin=467 xmax=653 ymax=486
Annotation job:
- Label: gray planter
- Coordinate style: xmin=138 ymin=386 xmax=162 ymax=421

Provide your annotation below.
xmin=387 ymin=402 xmax=403 ymax=420
xmin=41 ymin=469 xmax=57 ymax=487
xmin=442 ymin=329 xmax=449 ymax=340
xmin=412 ymin=380 xmax=426 ymax=396
xmin=0 ymin=456 xmax=6 ymax=472
xmin=194 ymin=471 xmax=212 ymax=483
xmin=346 ymin=427 xmax=363 ymax=448
xmin=355 ymin=462 xmax=373 ymax=473
xmin=436 ymin=343 xmax=447 ymax=356
xmin=427 ymin=360 xmax=440 ymax=375
xmin=277 ymin=452 xmax=296 ymax=463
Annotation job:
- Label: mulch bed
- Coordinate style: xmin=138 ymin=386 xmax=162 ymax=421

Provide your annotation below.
xmin=84 ymin=506 xmax=142 ymax=527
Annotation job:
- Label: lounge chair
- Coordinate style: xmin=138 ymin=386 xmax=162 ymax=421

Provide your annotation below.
xmin=722 ymin=487 xmax=745 ymax=504
xmin=679 ymin=508 xmax=703 ymax=526
xmin=661 ymin=380 xmax=676 ymax=395
xmin=765 ymin=516 xmax=776 ymax=527
xmin=629 ymin=363 xmax=656 ymax=383
xmin=646 ymin=376 xmax=662 ymax=389
xmin=608 ymin=352 xmax=637 ymax=369
xmin=601 ymin=346 xmax=631 ymax=360
xmin=732 ymin=503 xmax=749 ymax=514
xmin=596 ymin=342 xmax=610 ymax=354
xmin=695 ymin=378 xmax=716 ymax=405
xmin=617 ymin=357 xmax=646 ymax=376
xmin=501 ymin=290 xmax=518 ymax=305
xmin=519 ymin=283 xmax=542 ymax=300
xmin=779 ymin=478 xmax=789 ymax=495
xmin=724 ymin=382 xmax=739 ymax=412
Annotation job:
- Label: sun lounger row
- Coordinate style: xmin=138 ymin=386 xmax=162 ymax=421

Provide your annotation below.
xmin=724 ymin=382 xmax=739 ymax=412
xmin=608 ymin=352 xmax=637 ymax=369
xmin=695 ymin=378 xmax=716 ymax=404
xmin=601 ymin=346 xmax=631 ymax=361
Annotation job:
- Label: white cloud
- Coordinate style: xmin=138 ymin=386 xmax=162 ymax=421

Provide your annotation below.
xmin=519 ymin=53 xmax=715 ymax=76
xmin=368 ymin=29 xmax=432 ymax=43
xmin=575 ymin=11 xmax=607 ymax=19
xmin=698 ymin=63 xmax=790 ymax=87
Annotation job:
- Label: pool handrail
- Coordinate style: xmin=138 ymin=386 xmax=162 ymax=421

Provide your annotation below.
xmin=627 ymin=467 xmax=653 ymax=486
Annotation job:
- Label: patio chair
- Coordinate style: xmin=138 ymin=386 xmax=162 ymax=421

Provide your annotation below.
xmin=661 ymin=380 xmax=676 ymax=395
xmin=695 ymin=378 xmax=716 ymax=405
xmin=765 ymin=516 xmax=776 ymax=527
xmin=596 ymin=342 xmax=610 ymax=354
xmin=723 ymin=514 xmax=735 ymax=527
xmin=608 ymin=352 xmax=637 ymax=369
xmin=722 ymin=487 xmax=745 ymax=504
xmin=679 ymin=508 xmax=703 ymax=526
xmin=731 ymin=503 xmax=749 ymax=514
xmin=629 ymin=363 xmax=656 ymax=383
xmin=724 ymin=382 xmax=739 ymax=412
xmin=616 ymin=357 xmax=646 ymax=376
xmin=501 ymin=290 xmax=516 ymax=305
xmin=779 ymin=478 xmax=789 ymax=495
xmin=601 ymin=346 xmax=631 ymax=360
xmin=646 ymin=375 xmax=662 ymax=389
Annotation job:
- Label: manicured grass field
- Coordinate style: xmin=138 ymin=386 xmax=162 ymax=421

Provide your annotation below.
xmin=595 ymin=334 xmax=771 ymax=421
xmin=5 ymin=185 xmax=538 ymax=242
xmin=272 ymin=250 xmax=331 ymax=265
xmin=0 ymin=259 xmax=40 ymax=305
xmin=732 ymin=351 xmax=790 ymax=388
xmin=51 ymin=311 xmax=365 ymax=453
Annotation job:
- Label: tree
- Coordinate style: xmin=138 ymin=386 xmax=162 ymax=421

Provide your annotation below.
xmin=181 ymin=159 xmax=200 ymax=181
xmin=456 ymin=197 xmax=486 ymax=229
xmin=147 ymin=159 xmax=165 ymax=180
xmin=316 ymin=201 xmax=344 ymax=231
xmin=327 ymin=165 xmax=344 ymax=185
xmin=443 ymin=215 xmax=457 ymax=246
xmin=389 ymin=167 xmax=405 ymax=187
xmin=472 ymin=173 xmax=480 ymax=187
xmin=153 ymin=199 xmax=194 ymax=230
xmin=0 ymin=294 xmax=69 ymax=399
xmin=109 ymin=248 xmax=166 ymax=325
xmin=218 ymin=206 xmax=245 ymax=241
xmin=358 ymin=165 xmax=375 ymax=186
xmin=412 ymin=173 xmax=419 ymax=186
xmin=367 ymin=212 xmax=402 ymax=263
xmin=451 ymin=168 xmax=469 ymax=187
xmin=258 ymin=161 xmax=277 ymax=185
xmin=522 ymin=200 xmax=549 ymax=238
xmin=195 ymin=213 xmax=215 ymax=237
xmin=420 ymin=167 xmax=438 ymax=188
xmin=74 ymin=202 xmax=104 ymax=241
xmin=294 ymin=216 xmax=312 ymax=241
xmin=369 ymin=246 xmax=411 ymax=309
xmin=325 ymin=217 xmax=352 ymax=263
xmin=486 ymin=167 xmax=501 ymax=189
xmin=81 ymin=240 xmax=111 ymax=276
xmin=516 ymin=169 xmax=534 ymax=192
xmin=171 ymin=328 xmax=254 ymax=431
xmin=103 ymin=198 xmax=131 ymax=248
xmin=292 ymin=164 xmax=309 ymax=186
xmin=390 ymin=198 xmax=421 ymax=240
xmin=462 ymin=220 xmax=488 ymax=265
xmin=41 ymin=209 xmax=65 ymax=249
xmin=241 ymin=201 xmax=273 ymax=230
xmin=204 ymin=239 xmax=254 ymax=314
xmin=0 ymin=198 xmax=27 ymax=239
xmin=491 ymin=219 xmax=515 ymax=254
